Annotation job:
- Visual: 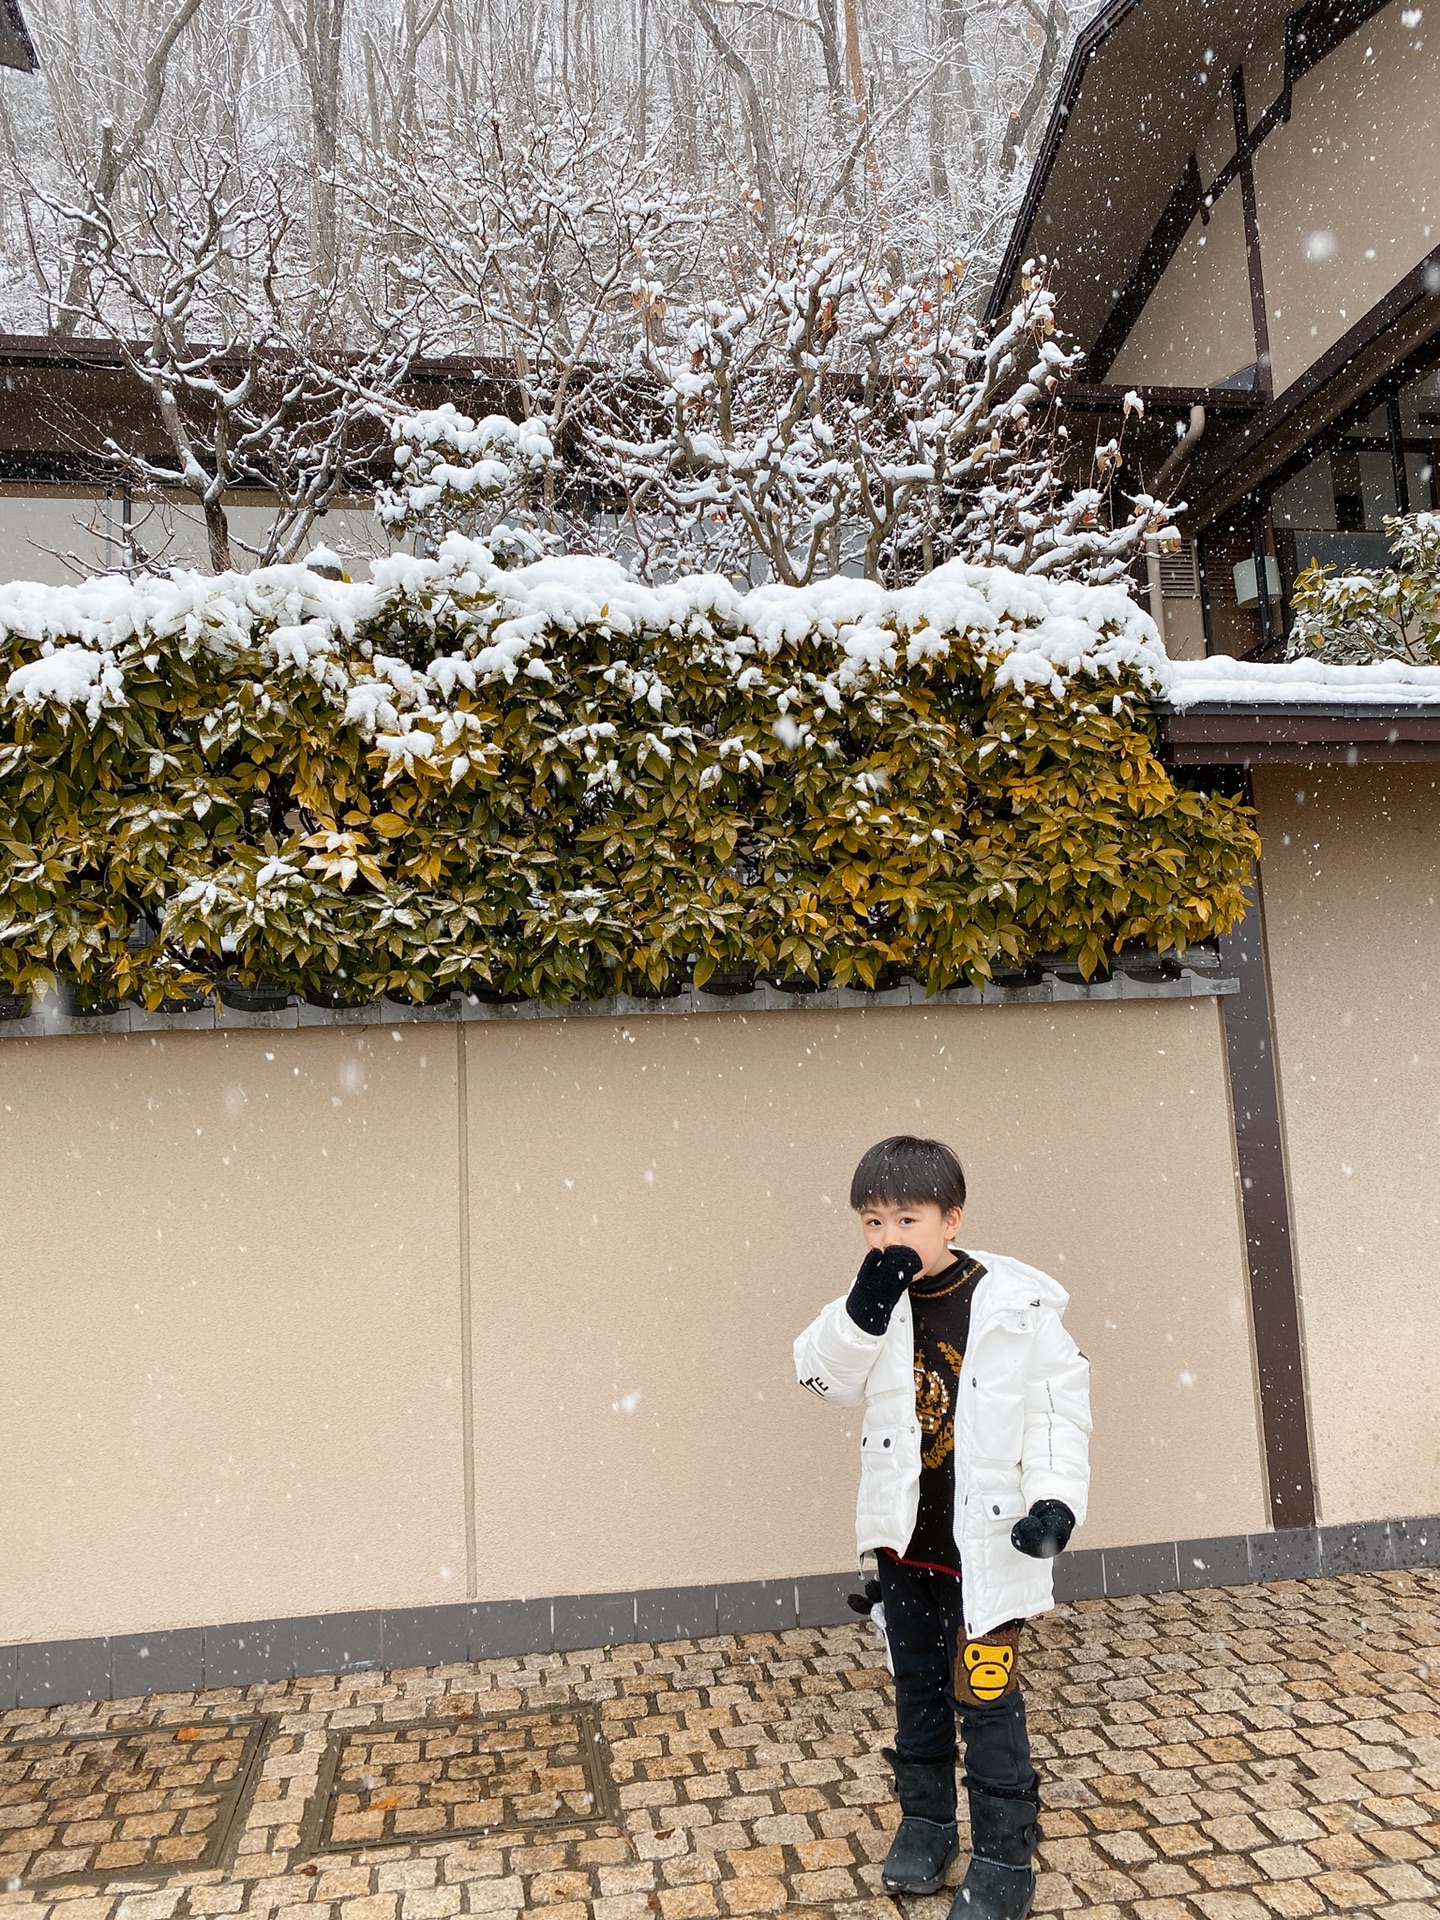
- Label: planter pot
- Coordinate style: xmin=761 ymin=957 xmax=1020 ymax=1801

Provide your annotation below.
xmin=218 ymin=977 xmax=292 ymax=1014
xmin=55 ymin=979 xmax=125 ymax=1017
xmin=760 ymin=968 xmax=833 ymax=995
xmin=626 ymin=967 xmax=690 ymax=1001
xmin=460 ymin=983 xmax=529 ymax=1006
xmin=855 ymin=964 xmax=906 ymax=993
xmin=1116 ymin=950 xmax=1182 ymax=983
xmin=303 ymin=982 xmax=379 ymax=1010
xmin=988 ymin=962 xmax=1045 ymax=988
xmin=383 ymin=985 xmax=457 ymax=1008
xmin=0 ymin=988 xmax=30 ymax=1021
xmin=1047 ymin=958 xmax=1113 ymax=985
xmin=696 ymin=962 xmax=757 ymax=997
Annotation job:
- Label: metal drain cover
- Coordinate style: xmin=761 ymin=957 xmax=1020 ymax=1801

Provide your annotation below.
xmin=298 ymin=1707 xmax=616 ymax=1855
xmin=0 ymin=1716 xmax=271 ymax=1887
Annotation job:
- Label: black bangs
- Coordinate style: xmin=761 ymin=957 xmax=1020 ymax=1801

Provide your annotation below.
xmin=849 ymin=1135 xmax=966 ymax=1213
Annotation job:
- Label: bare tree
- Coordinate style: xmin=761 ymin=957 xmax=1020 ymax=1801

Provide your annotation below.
xmin=55 ymin=143 xmax=424 ymax=569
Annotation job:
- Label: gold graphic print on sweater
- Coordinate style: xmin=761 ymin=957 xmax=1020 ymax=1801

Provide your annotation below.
xmin=916 ymin=1339 xmax=964 ymax=1470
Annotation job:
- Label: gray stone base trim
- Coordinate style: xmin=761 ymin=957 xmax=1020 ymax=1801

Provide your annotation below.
xmin=4 ymin=1517 xmax=1434 ymax=1709
xmin=0 ymin=951 xmax=1235 ymax=1043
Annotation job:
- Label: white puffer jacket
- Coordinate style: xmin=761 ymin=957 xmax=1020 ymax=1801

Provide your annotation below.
xmin=794 ymin=1250 xmax=1092 ymax=1639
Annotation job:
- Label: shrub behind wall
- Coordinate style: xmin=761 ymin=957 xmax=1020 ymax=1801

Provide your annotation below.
xmin=0 ymin=540 xmax=1258 ymax=1007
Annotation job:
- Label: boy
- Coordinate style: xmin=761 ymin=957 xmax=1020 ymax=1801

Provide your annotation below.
xmin=794 ymin=1135 xmax=1090 ymax=1920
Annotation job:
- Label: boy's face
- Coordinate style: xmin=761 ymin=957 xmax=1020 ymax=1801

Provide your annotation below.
xmin=857 ymin=1198 xmax=964 ymax=1277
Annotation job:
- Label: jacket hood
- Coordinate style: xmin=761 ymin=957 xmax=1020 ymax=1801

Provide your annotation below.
xmin=961 ymin=1249 xmax=1070 ymax=1313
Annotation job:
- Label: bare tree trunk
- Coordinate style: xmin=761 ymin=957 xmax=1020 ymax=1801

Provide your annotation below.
xmin=814 ymin=0 xmax=856 ymax=205
xmin=1001 ymin=0 xmax=1063 ymax=176
xmin=270 ymin=0 xmax=348 ymax=283
xmin=54 ymin=0 xmax=206 ymax=336
xmin=637 ymin=0 xmax=649 ymax=148
xmin=686 ymin=0 xmax=780 ymax=234
xmin=841 ymin=0 xmax=884 ymax=212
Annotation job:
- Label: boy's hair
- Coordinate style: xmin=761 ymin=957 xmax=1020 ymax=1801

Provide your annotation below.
xmin=850 ymin=1135 xmax=967 ymax=1214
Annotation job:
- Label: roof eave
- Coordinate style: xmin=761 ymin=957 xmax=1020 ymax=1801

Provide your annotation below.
xmin=1158 ymin=702 xmax=1440 ymax=763
xmin=982 ymin=0 xmax=1143 ymax=329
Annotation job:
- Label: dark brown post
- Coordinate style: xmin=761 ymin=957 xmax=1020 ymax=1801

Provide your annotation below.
xmin=1215 ymin=839 xmax=1317 ymax=1530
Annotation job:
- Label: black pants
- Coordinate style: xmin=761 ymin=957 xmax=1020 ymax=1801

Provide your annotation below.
xmin=877 ymin=1552 xmax=1038 ymax=1798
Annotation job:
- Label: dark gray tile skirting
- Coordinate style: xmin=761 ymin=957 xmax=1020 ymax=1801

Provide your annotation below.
xmin=4 ymin=1518 xmax=1435 ymax=1711
xmin=0 ymin=955 xmax=1236 ymax=1043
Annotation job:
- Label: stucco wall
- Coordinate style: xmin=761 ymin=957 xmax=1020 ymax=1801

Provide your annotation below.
xmin=1255 ymin=765 xmax=1440 ymax=1525
xmin=1109 ymin=2 xmax=1440 ymax=396
xmin=1254 ymin=3 xmax=1440 ymax=395
xmin=0 ymin=1027 xmax=468 ymax=1645
xmin=1109 ymin=187 xmax=1255 ymax=390
xmin=0 ymin=997 xmax=1263 ymax=1645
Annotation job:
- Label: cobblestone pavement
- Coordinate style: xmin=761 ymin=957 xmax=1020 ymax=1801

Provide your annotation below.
xmin=4 ymin=1569 xmax=1440 ymax=1920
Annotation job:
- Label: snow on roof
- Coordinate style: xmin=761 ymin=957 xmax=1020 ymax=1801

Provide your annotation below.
xmin=1163 ymin=655 xmax=1440 ymax=709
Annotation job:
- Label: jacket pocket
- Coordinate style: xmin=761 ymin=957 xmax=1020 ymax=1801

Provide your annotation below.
xmin=977 ymin=1490 xmax=1027 ymax=1522
xmin=856 ymin=1423 xmax=919 ymax=1544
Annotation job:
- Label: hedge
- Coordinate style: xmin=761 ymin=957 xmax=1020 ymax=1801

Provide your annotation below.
xmin=0 ymin=539 xmax=1259 ymax=1010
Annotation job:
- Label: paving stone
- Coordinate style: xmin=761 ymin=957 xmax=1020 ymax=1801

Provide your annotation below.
xmin=7 ymin=1569 xmax=1440 ymax=1919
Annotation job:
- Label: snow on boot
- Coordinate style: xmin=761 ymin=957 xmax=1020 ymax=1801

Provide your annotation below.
xmin=880 ymin=1750 xmax=959 ymax=1895
xmin=948 ymin=1787 xmax=1040 ymax=1919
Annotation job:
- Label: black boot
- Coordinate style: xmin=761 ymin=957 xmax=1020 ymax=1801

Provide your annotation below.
xmin=880 ymin=1749 xmax=959 ymax=1894
xmin=947 ymin=1786 xmax=1040 ymax=1919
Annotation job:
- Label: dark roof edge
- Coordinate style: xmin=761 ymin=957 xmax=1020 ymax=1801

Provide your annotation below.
xmin=0 ymin=0 xmax=37 ymax=72
xmin=1158 ymin=703 xmax=1440 ymax=763
xmin=982 ymin=0 xmax=1142 ymax=328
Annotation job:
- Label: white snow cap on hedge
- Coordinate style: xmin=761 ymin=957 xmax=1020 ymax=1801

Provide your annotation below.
xmin=5 ymin=541 xmax=1440 ymax=722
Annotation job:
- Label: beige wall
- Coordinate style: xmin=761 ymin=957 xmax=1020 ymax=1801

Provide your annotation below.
xmin=466 ymin=1001 xmax=1264 ymax=1603
xmin=1255 ymin=4 xmax=1440 ymax=394
xmin=1256 ymin=766 xmax=1440 ymax=1525
xmin=1110 ymin=3 xmax=1440 ymax=396
xmin=1 ymin=997 xmax=1264 ymax=1645
xmin=0 ymin=1028 xmax=469 ymax=1643
xmin=1110 ymin=187 xmax=1255 ymax=390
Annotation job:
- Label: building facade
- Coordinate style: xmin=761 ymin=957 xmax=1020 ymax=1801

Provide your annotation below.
xmin=988 ymin=0 xmax=1440 ymax=659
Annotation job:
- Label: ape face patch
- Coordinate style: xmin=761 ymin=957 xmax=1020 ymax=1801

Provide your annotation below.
xmin=954 ymin=1621 xmax=1022 ymax=1706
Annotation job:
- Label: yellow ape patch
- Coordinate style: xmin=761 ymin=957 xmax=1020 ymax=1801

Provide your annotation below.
xmin=954 ymin=1623 xmax=1022 ymax=1706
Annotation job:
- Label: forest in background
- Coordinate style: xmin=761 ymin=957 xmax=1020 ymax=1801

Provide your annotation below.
xmin=0 ymin=2 xmax=1147 ymax=587
xmin=0 ymin=0 xmax=1081 ymax=332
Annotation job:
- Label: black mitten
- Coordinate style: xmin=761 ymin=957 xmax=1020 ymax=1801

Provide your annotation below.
xmin=1010 ymin=1499 xmax=1076 ymax=1559
xmin=847 ymin=1578 xmax=883 ymax=1618
xmin=846 ymin=1245 xmax=923 ymax=1334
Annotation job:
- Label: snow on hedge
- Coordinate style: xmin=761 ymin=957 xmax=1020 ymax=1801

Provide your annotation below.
xmin=0 ymin=539 xmax=1268 ymax=1007
xmin=7 ymin=544 xmax=1437 ymax=733
xmin=0 ymin=537 xmax=1170 ymax=726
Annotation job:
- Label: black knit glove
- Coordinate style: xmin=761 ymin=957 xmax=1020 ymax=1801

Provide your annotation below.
xmin=845 ymin=1245 xmax=922 ymax=1334
xmin=1010 ymin=1499 xmax=1076 ymax=1559
xmin=847 ymin=1578 xmax=882 ymax=1618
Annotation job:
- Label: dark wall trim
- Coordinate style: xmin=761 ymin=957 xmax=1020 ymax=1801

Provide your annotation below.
xmin=1214 ymin=850 xmax=1317 ymax=1530
xmin=1232 ymin=70 xmax=1274 ymax=400
xmin=3 ymin=1518 xmax=1432 ymax=1709
xmin=1161 ymin=705 xmax=1440 ymax=763
xmin=1060 ymin=381 xmax=1261 ymax=415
